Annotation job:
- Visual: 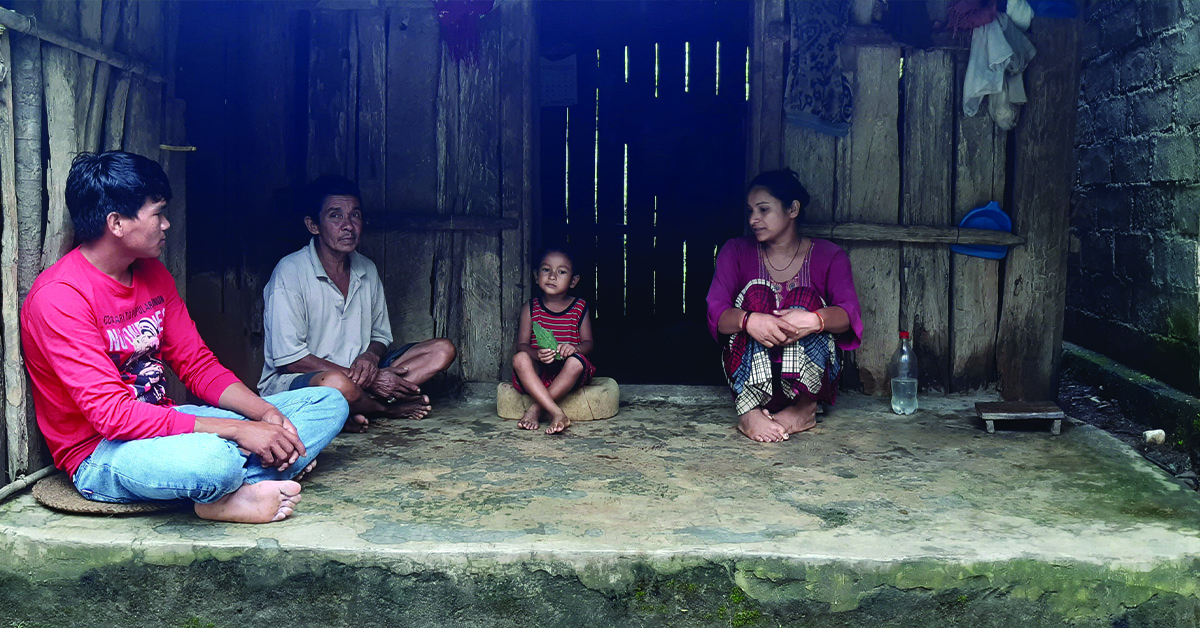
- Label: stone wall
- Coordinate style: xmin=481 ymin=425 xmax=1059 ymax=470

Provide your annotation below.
xmin=1070 ymin=0 xmax=1200 ymax=394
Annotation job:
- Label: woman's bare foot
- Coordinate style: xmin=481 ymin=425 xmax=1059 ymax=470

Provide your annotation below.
xmin=385 ymin=396 xmax=432 ymax=420
xmin=193 ymin=480 xmax=302 ymax=523
xmin=772 ymin=398 xmax=818 ymax=435
xmin=343 ymin=414 xmax=369 ymax=433
xmin=518 ymin=404 xmax=542 ymax=430
xmin=738 ymin=408 xmax=788 ymax=442
xmin=293 ymin=459 xmax=318 ymax=482
xmin=546 ymin=412 xmax=571 ymax=434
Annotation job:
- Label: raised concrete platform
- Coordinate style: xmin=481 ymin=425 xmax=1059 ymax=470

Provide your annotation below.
xmin=1 ymin=389 xmax=1199 ymax=627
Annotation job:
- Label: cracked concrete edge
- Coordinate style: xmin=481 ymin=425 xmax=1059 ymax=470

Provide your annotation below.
xmin=1062 ymin=341 xmax=1200 ymax=440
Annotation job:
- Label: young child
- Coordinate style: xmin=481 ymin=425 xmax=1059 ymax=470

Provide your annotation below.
xmin=511 ymin=248 xmax=596 ymax=434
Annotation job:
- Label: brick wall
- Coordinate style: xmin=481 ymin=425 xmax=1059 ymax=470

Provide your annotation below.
xmin=1070 ymin=0 xmax=1200 ymax=394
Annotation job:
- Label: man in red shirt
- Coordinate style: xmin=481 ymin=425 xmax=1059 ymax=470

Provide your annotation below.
xmin=21 ymin=151 xmax=348 ymax=523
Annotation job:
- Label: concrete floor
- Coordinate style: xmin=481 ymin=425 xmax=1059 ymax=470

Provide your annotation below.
xmin=1 ymin=387 xmax=1199 ymax=627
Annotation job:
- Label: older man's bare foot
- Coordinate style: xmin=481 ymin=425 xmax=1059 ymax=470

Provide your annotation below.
xmin=386 ymin=397 xmax=431 ymax=420
xmin=772 ymin=398 xmax=818 ymax=435
xmin=546 ymin=412 xmax=571 ymax=434
xmin=293 ymin=459 xmax=318 ymax=482
xmin=738 ymin=408 xmax=788 ymax=442
xmin=343 ymin=414 xmax=369 ymax=433
xmin=518 ymin=404 xmax=542 ymax=430
xmin=193 ymin=480 xmax=302 ymax=524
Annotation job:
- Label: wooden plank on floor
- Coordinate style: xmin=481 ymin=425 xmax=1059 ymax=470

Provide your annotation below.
xmin=900 ymin=49 xmax=953 ymax=392
xmin=838 ymin=45 xmax=901 ymax=396
xmin=950 ymin=50 xmax=1006 ymax=392
xmin=997 ymin=17 xmax=1082 ymax=401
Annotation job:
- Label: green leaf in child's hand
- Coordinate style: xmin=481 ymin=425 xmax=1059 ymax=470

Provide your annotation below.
xmin=531 ymin=321 xmax=563 ymax=360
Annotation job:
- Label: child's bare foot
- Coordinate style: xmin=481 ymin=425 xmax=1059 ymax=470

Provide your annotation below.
xmin=293 ymin=459 xmax=318 ymax=481
xmin=343 ymin=414 xmax=369 ymax=433
xmin=385 ymin=396 xmax=431 ymax=420
xmin=518 ymin=404 xmax=542 ymax=430
xmin=193 ymin=480 xmax=302 ymax=523
xmin=772 ymin=398 xmax=818 ymax=435
xmin=738 ymin=408 xmax=788 ymax=442
xmin=545 ymin=412 xmax=571 ymax=434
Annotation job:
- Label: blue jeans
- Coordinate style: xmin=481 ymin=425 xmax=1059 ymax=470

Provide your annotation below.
xmin=72 ymin=387 xmax=348 ymax=504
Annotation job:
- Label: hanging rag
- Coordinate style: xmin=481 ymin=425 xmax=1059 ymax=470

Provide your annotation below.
xmin=783 ymin=0 xmax=853 ymax=137
xmin=1006 ymin=0 xmax=1034 ymax=30
xmin=963 ymin=14 xmax=1036 ymax=130
xmin=944 ymin=0 xmax=998 ymax=33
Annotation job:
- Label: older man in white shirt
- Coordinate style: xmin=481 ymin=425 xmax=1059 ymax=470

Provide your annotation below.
xmin=259 ymin=175 xmax=456 ymax=432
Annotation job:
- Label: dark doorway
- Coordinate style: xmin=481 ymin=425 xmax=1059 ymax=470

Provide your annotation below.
xmin=538 ymin=1 xmax=750 ymax=384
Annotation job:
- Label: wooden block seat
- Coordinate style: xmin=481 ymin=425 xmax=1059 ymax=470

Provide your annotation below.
xmin=497 ymin=377 xmax=619 ymax=421
xmin=975 ymin=401 xmax=1065 ymax=435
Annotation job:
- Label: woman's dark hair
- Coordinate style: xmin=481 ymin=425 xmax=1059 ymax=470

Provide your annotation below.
xmin=747 ymin=169 xmax=810 ymax=223
xmin=66 ymin=151 xmax=172 ymax=242
xmin=302 ymin=175 xmax=362 ymax=222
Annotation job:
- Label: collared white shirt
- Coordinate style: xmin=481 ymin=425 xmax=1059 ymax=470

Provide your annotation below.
xmin=258 ymin=238 xmax=392 ymax=395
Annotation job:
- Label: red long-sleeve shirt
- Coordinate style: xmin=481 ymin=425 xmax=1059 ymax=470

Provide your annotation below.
xmin=20 ymin=248 xmax=242 ymax=476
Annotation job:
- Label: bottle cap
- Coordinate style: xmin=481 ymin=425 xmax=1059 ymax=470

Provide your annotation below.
xmin=899 ymin=331 xmax=910 ymax=339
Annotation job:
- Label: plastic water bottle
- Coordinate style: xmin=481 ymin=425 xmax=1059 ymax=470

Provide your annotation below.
xmin=890 ymin=331 xmax=918 ymax=415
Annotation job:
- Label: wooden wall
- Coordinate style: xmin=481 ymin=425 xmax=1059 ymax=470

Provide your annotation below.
xmin=182 ymin=1 xmax=534 ymax=390
xmin=751 ymin=0 xmax=1082 ymax=398
xmin=0 ymin=0 xmax=182 ymax=484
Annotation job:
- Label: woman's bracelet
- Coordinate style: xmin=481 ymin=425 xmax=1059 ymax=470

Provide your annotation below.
xmin=741 ymin=310 xmax=752 ymax=331
xmin=814 ymin=310 xmax=825 ymax=333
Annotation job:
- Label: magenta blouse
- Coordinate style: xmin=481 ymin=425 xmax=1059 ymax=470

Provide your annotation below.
xmin=705 ymin=236 xmax=864 ymax=350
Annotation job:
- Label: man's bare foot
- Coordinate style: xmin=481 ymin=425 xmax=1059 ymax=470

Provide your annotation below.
xmin=293 ymin=459 xmax=318 ymax=482
xmin=385 ymin=398 xmax=431 ymax=420
xmin=517 ymin=404 xmax=542 ymax=430
xmin=343 ymin=414 xmax=369 ymax=433
xmin=772 ymin=398 xmax=818 ymax=435
xmin=546 ymin=412 xmax=571 ymax=434
xmin=193 ymin=480 xmax=302 ymax=524
xmin=738 ymin=408 xmax=788 ymax=442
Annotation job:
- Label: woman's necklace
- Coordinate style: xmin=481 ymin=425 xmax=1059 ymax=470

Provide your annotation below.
xmin=763 ymin=239 xmax=801 ymax=272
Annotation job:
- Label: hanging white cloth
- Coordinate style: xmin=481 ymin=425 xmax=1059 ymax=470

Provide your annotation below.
xmin=962 ymin=14 xmax=1036 ymax=129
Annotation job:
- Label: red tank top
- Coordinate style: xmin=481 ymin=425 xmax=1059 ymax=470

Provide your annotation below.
xmin=529 ymin=297 xmax=588 ymax=347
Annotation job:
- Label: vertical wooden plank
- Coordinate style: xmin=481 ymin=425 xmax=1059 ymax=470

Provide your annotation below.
xmin=950 ymin=51 xmax=1005 ymax=391
xmin=103 ymin=0 xmax=136 ymax=152
xmin=499 ymin=0 xmax=534 ymax=381
xmin=0 ymin=31 xmax=21 ymax=481
xmin=163 ymin=99 xmax=187 ymax=403
xmin=308 ymin=10 xmax=353 ymax=179
xmin=76 ymin=0 xmax=103 ymax=150
xmin=356 ymin=10 xmax=387 ymax=270
xmin=747 ymin=0 xmax=785 ymax=177
xmin=41 ymin=0 xmax=81 ymax=270
xmin=594 ymin=40 xmax=624 ymax=346
xmin=997 ymin=17 xmax=1082 ymax=401
xmin=839 ymin=45 xmax=902 ymax=395
xmin=455 ymin=16 xmax=502 ymax=382
xmin=433 ymin=49 xmax=465 ymax=383
xmin=82 ymin=0 xmax=122 ymax=153
xmin=900 ymin=49 xmax=953 ymax=392
xmin=783 ymin=126 xmax=836 ymax=224
xmin=11 ymin=26 xmax=41 ymax=300
xmin=384 ymin=4 xmax=439 ymax=345
xmin=122 ymin=0 xmax=164 ymax=163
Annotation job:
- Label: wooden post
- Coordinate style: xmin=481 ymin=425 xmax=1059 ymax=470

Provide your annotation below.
xmin=11 ymin=22 xmax=41 ymax=300
xmin=75 ymin=0 xmax=102 ymax=150
xmin=40 ymin=0 xmax=81 ymax=271
xmin=900 ymin=49 xmax=953 ymax=391
xmin=997 ymin=17 xmax=1083 ymax=400
xmin=837 ymin=45 xmax=902 ymax=395
xmin=307 ymin=9 xmax=353 ymax=179
xmin=748 ymin=0 xmax=785 ymax=178
xmin=0 ymin=30 xmax=20 ymax=482
xmin=499 ymin=0 xmax=535 ymax=382
xmin=950 ymin=52 xmax=1006 ymax=392
xmin=356 ymin=9 xmax=387 ymax=272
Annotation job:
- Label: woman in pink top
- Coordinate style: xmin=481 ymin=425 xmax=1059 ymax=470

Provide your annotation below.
xmin=706 ymin=170 xmax=863 ymax=443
